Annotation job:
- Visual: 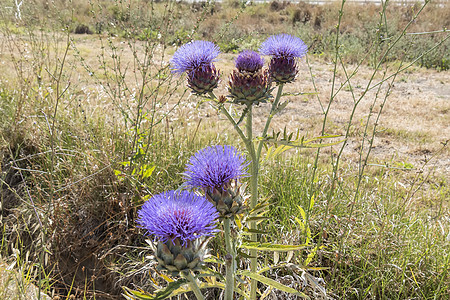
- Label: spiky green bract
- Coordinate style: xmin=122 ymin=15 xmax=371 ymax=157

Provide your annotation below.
xmin=259 ymin=34 xmax=308 ymax=84
xmin=229 ymin=49 xmax=272 ymax=105
xmin=187 ymin=64 xmax=220 ymax=95
xmin=155 ymin=237 xmax=210 ymax=277
xmin=138 ymin=190 xmax=219 ymax=246
xmin=184 ymin=145 xmax=249 ymax=191
xmin=228 ymin=68 xmax=272 ymax=106
xmin=235 ymin=50 xmax=265 ymax=73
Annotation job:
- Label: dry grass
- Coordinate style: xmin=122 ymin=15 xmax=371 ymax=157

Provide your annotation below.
xmin=0 ymin=259 xmax=51 ymax=300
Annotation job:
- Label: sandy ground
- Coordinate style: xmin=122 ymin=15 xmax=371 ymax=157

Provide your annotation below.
xmin=0 ymin=259 xmax=51 ymax=300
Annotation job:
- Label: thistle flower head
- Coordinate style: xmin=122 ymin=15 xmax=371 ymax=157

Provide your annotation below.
xmin=235 ymin=50 xmax=265 ymax=73
xmin=184 ymin=145 xmax=249 ymax=191
xmin=259 ymin=34 xmax=307 ymax=84
xmin=138 ymin=190 xmax=218 ymax=246
xmin=171 ymin=40 xmax=220 ymax=74
xmin=259 ymin=34 xmax=308 ymax=59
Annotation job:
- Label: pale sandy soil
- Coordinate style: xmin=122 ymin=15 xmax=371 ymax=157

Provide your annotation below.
xmin=0 ymin=259 xmax=51 ymax=300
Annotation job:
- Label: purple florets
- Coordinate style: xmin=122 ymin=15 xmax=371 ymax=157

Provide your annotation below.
xmin=171 ymin=40 xmax=220 ymax=74
xmin=184 ymin=145 xmax=249 ymax=191
xmin=235 ymin=50 xmax=265 ymax=73
xmin=138 ymin=190 xmax=218 ymax=245
xmin=259 ymin=34 xmax=308 ymax=59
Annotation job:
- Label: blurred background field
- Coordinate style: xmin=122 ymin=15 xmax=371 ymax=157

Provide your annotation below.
xmin=0 ymin=0 xmax=449 ymax=299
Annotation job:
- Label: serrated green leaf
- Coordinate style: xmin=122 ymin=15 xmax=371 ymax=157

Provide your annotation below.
xmin=297 ymin=205 xmax=306 ymax=220
xmin=149 ymin=279 xmax=187 ymax=299
xmin=204 ymin=256 xmax=224 ymax=265
xmin=122 ymin=287 xmax=155 ymax=300
xmin=304 ymin=245 xmax=319 ymax=267
xmin=237 ymin=249 xmax=257 ymax=259
xmin=309 ymin=195 xmax=315 ymax=210
xmin=248 ymin=200 xmax=271 ymax=215
xmin=240 ymin=242 xmax=308 ymax=252
xmin=273 ymin=100 xmax=289 ymax=114
xmin=239 ymin=271 xmax=309 ymax=299
xmin=141 ymin=165 xmax=155 ymax=179
xmin=265 ymin=144 xmax=293 ymax=160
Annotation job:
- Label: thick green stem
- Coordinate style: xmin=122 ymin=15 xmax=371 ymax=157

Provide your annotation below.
xmin=185 ymin=272 xmax=205 ymax=300
xmin=224 ymin=218 xmax=235 ymax=300
xmin=246 ymin=104 xmax=259 ymax=300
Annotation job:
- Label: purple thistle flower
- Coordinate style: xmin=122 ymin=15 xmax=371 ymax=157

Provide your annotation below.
xmin=259 ymin=34 xmax=308 ymax=59
xmin=138 ymin=190 xmax=219 ymax=246
xmin=184 ymin=145 xmax=249 ymax=191
xmin=235 ymin=50 xmax=265 ymax=73
xmin=171 ymin=40 xmax=220 ymax=74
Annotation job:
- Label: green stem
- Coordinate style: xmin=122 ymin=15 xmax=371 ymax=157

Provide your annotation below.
xmin=248 ymin=84 xmax=284 ymax=300
xmin=208 ymin=92 xmax=249 ymax=147
xmin=185 ymin=272 xmax=205 ymax=300
xmin=224 ymin=218 xmax=235 ymax=300
xmin=246 ymin=104 xmax=259 ymax=300
xmin=256 ymin=84 xmax=284 ymax=162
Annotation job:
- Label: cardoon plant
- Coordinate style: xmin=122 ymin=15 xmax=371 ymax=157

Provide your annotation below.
xmin=206 ymin=35 xmax=310 ymax=300
xmin=171 ymin=40 xmax=221 ymax=95
xmin=129 ymin=35 xmax=321 ymax=300
xmin=138 ymin=190 xmax=218 ymax=299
